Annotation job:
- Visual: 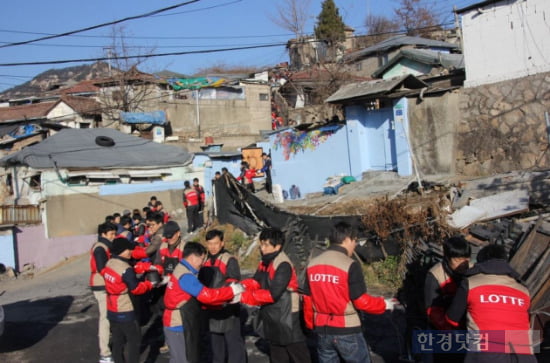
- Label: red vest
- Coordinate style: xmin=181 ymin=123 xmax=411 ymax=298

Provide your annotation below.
xmin=102 ymin=258 xmax=134 ymax=313
xmin=163 ymin=262 xmax=193 ymax=327
xmin=89 ymin=241 xmax=111 ymax=288
xmin=183 ymin=188 xmax=200 ymax=207
xmin=307 ymin=249 xmax=361 ymax=330
xmin=158 ymin=240 xmax=185 ymax=274
xmin=466 ymin=273 xmax=532 ymax=354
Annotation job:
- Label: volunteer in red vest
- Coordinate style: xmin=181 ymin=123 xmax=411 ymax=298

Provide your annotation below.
xmin=199 ymin=229 xmax=247 ymax=363
xmin=192 ymin=177 xmax=206 ymax=227
xmin=163 ymin=242 xmax=242 ymax=363
xmin=240 ymin=227 xmax=311 ymax=363
xmin=102 ymin=237 xmax=157 ymax=363
xmin=154 ymin=221 xmax=185 ymax=276
xmin=303 ymin=221 xmax=395 ymax=363
xmin=183 ymin=180 xmax=201 ymax=233
xmin=425 ymin=235 xmax=471 ymax=331
xmin=446 ymin=244 xmax=536 ymax=363
xmin=89 ymin=222 xmax=117 ymax=363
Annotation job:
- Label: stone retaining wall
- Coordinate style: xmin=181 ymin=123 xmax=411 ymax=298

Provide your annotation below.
xmin=456 ymin=72 xmax=550 ymax=176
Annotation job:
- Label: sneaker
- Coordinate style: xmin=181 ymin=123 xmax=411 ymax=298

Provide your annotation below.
xmin=99 ymin=356 xmax=113 ymax=363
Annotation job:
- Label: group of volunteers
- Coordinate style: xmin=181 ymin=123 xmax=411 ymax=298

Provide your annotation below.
xmin=424 ymin=236 xmax=537 ymax=363
xmin=90 ymin=201 xmax=398 ymax=363
xmin=90 ymin=193 xmax=536 ymax=363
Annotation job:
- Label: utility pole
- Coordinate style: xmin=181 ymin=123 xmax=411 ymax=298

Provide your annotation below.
xmin=195 ymin=89 xmax=201 ymax=138
xmin=103 ymin=47 xmax=113 ymax=76
xmin=453 ymin=6 xmax=463 ymax=52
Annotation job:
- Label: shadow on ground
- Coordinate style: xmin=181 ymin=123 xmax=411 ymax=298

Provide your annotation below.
xmin=0 ymin=296 xmax=73 ymax=353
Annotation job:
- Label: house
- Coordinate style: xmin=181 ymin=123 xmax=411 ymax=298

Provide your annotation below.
xmin=0 ymin=128 xmax=195 ymax=234
xmin=344 ymin=35 xmax=459 ymax=78
xmin=456 ymin=0 xmax=550 ymax=87
xmin=0 ymin=95 xmax=103 ymax=156
xmin=0 ymin=128 xmax=199 ymax=271
xmin=163 ymin=75 xmax=272 ymax=151
xmin=371 ymin=48 xmax=464 ymax=81
xmin=325 ymin=74 xmax=460 ymax=181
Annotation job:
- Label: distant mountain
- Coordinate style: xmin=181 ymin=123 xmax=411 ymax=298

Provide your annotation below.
xmin=0 ymin=62 xmax=113 ymax=101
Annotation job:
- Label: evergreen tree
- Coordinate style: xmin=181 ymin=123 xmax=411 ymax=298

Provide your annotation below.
xmin=314 ymin=0 xmax=345 ymax=46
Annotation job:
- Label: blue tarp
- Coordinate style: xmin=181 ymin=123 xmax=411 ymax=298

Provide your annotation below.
xmin=120 ymin=111 xmax=167 ymax=125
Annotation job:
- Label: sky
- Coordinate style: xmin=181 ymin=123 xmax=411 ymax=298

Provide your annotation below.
xmin=0 ymin=0 xmax=480 ymax=93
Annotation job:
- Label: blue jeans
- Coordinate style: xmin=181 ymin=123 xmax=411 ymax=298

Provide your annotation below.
xmin=317 ymin=332 xmax=371 ymax=363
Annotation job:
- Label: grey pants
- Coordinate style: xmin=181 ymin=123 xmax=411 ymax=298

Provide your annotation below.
xmin=164 ymin=327 xmax=187 ymax=363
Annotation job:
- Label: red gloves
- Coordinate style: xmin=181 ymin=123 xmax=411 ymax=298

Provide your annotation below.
xmin=240 ymin=289 xmax=274 ymax=306
xmin=131 ymin=246 xmax=148 ymax=260
xmin=134 ymin=261 xmax=152 ymax=274
xmin=240 ymin=278 xmax=260 ymax=291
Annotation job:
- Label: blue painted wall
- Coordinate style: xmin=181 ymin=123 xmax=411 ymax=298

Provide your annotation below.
xmin=268 ymin=125 xmax=350 ymax=196
xmin=193 ymin=154 xmax=242 ymax=198
xmin=0 ymin=230 xmax=15 ymax=269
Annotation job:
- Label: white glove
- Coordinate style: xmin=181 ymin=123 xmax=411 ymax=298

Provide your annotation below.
xmin=384 ymin=298 xmax=399 ymax=311
xmin=230 ymin=282 xmax=244 ymax=296
xmin=159 ymin=275 xmax=170 ymax=286
xmin=230 ymin=293 xmax=241 ymax=304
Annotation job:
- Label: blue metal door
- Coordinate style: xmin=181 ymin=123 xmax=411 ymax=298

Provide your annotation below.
xmin=364 ymin=109 xmax=396 ymax=171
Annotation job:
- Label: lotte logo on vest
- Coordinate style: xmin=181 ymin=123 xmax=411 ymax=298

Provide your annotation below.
xmin=479 ymin=294 xmax=525 ymax=306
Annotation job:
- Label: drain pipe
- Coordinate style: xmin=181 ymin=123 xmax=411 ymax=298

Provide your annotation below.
xmin=49 ymin=155 xmax=67 ymax=184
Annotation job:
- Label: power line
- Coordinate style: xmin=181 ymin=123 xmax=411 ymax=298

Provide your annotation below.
xmin=0 ymin=28 xmax=294 ymax=41
xmin=0 ymin=20 xmax=456 ymax=68
xmin=0 ymin=43 xmax=288 ymax=67
xmin=0 ymin=0 xmax=201 ymax=49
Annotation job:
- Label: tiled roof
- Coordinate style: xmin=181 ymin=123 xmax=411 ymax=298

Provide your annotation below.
xmin=60 ymin=80 xmax=99 ymax=95
xmin=0 ymin=102 xmax=57 ymax=122
xmin=0 ymin=95 xmax=101 ymax=122
xmin=60 ymin=95 xmax=101 ymax=115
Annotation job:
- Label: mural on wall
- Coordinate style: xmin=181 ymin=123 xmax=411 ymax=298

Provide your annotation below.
xmin=274 ymin=124 xmax=342 ymax=160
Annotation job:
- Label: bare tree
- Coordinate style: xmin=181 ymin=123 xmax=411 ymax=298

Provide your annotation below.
xmin=98 ymin=26 xmax=159 ymax=125
xmin=270 ymin=0 xmax=312 ymax=39
xmin=394 ymin=0 xmax=441 ymax=37
xmin=365 ymin=14 xmax=400 ymax=36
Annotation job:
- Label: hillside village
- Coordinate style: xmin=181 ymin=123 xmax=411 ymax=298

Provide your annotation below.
xmin=0 ymin=0 xmax=549 ymax=361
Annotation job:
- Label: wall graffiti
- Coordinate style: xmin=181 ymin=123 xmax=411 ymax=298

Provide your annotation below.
xmin=273 ymin=125 xmax=341 ymax=160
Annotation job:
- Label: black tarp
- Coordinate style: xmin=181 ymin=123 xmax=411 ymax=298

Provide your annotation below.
xmin=213 ymin=173 xmax=366 ymax=241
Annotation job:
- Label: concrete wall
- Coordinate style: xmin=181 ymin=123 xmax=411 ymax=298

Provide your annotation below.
xmin=0 ymin=228 xmax=15 ymax=270
xmin=163 ymin=83 xmax=271 ymax=139
xmin=456 ymin=71 xmax=550 ymax=176
xmin=461 ymin=0 xmax=550 ymax=87
xmin=44 ymin=188 xmax=187 ymax=237
xmin=408 ymin=91 xmax=460 ymax=176
xmin=15 ymin=224 xmax=94 ymax=271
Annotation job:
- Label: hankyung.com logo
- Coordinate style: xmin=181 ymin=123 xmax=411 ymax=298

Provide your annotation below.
xmin=412 ymin=330 xmax=539 ymax=354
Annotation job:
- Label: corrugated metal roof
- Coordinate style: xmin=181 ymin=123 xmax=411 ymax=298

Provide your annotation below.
xmin=325 ymin=74 xmax=428 ymax=103
xmin=345 ymin=35 xmax=458 ymax=61
xmin=372 ymin=49 xmax=464 ymax=77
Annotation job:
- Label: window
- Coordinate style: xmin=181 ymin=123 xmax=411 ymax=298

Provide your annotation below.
xmin=29 ymin=174 xmax=41 ymax=190
xmin=259 ymin=93 xmax=269 ymax=101
xmin=377 ymin=54 xmax=389 ymax=67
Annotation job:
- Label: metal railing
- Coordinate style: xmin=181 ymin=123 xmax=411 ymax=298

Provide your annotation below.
xmin=0 ymin=205 xmax=41 ymax=225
